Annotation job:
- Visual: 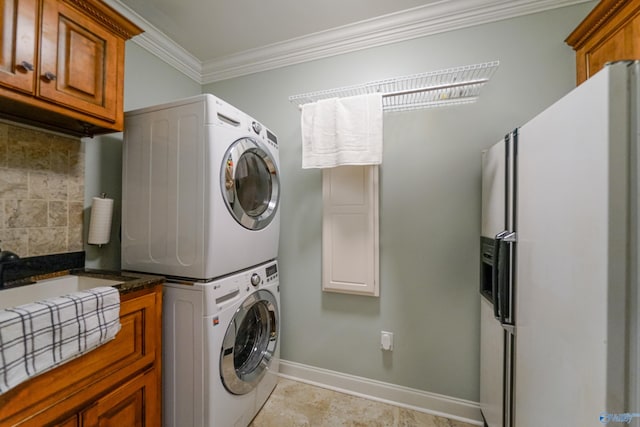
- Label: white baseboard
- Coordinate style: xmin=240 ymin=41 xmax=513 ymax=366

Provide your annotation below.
xmin=278 ymin=360 xmax=483 ymax=425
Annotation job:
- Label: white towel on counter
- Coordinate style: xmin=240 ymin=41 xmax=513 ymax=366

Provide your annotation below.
xmin=0 ymin=286 xmax=120 ymax=394
xmin=301 ymin=93 xmax=383 ymax=169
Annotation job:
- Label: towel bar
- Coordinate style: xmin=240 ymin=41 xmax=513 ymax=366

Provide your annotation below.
xmin=290 ymin=61 xmax=499 ymax=112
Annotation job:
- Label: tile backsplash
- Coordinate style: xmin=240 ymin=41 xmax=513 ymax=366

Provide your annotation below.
xmin=0 ymin=122 xmax=84 ymax=256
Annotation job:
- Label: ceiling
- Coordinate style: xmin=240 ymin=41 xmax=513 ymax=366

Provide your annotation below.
xmin=105 ymin=0 xmax=592 ymax=83
xmin=116 ymin=0 xmax=441 ymax=60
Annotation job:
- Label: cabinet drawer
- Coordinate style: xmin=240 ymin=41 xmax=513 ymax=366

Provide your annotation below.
xmin=0 ymin=287 xmax=161 ymax=426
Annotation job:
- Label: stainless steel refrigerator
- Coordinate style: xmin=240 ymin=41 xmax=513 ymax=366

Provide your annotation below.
xmin=480 ymin=60 xmax=640 ymax=427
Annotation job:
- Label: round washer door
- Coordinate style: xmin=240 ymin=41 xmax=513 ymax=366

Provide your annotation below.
xmin=221 ymin=137 xmax=279 ymax=230
xmin=220 ymin=289 xmax=279 ymax=395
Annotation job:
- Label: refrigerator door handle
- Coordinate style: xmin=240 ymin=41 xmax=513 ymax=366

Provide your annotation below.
xmin=492 ymin=230 xmax=509 ymax=320
xmin=499 ymin=232 xmax=517 ymax=325
xmin=497 ymin=238 xmax=509 ymax=325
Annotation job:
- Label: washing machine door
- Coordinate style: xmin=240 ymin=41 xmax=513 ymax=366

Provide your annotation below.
xmin=221 ymin=137 xmax=279 ymax=230
xmin=220 ymin=289 xmax=279 ymax=395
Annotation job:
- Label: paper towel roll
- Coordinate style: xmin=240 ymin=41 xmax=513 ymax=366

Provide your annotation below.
xmin=88 ymin=197 xmax=114 ymax=245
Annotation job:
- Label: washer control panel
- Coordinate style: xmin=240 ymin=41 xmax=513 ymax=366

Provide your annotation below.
xmin=200 ymin=260 xmax=279 ymax=315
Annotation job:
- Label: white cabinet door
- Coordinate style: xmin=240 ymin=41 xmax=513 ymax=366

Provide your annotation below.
xmin=322 ymin=165 xmax=379 ymax=296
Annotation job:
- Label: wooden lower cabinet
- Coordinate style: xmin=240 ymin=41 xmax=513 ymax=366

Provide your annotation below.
xmin=81 ymin=369 xmax=158 ymax=427
xmin=51 ymin=415 xmax=79 ymax=427
xmin=0 ymin=285 xmax=162 ymax=427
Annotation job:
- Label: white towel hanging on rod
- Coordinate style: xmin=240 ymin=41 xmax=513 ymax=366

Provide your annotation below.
xmin=301 ymin=93 xmax=383 ymax=169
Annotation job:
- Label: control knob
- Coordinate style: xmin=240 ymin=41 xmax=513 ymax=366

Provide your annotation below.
xmin=252 ymin=121 xmax=262 ymax=134
xmin=251 ymin=273 xmax=261 ymax=287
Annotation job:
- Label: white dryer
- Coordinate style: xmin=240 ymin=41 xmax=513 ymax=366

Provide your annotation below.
xmin=163 ymin=260 xmax=280 ymax=427
xmin=122 ymin=94 xmax=280 ymax=280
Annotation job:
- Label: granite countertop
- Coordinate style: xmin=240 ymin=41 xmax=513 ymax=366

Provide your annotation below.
xmin=72 ymin=269 xmax=164 ymax=295
xmin=0 ymin=251 xmax=164 ymax=295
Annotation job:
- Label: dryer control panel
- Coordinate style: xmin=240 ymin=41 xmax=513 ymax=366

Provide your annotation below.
xmin=266 ymin=263 xmax=278 ymax=282
xmin=267 ymin=129 xmax=277 ymax=146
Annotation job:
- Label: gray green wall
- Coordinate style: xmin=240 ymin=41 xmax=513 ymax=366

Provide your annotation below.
xmin=83 ymin=43 xmax=201 ymax=270
xmin=81 ymin=2 xmax=595 ymax=402
xmin=202 ymin=3 xmax=595 ymax=401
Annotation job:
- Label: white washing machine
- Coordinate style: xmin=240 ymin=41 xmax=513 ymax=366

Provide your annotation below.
xmin=122 ymin=94 xmax=280 ymax=280
xmin=163 ymin=260 xmax=280 ymax=427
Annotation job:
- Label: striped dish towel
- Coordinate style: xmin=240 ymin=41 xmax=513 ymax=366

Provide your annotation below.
xmin=0 ymin=286 xmax=121 ymax=394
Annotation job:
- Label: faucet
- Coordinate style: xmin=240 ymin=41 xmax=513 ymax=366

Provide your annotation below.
xmin=0 ymin=248 xmax=19 ymax=289
xmin=0 ymin=250 xmax=19 ymax=263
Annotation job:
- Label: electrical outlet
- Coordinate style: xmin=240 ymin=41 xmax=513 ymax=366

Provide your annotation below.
xmin=381 ymin=331 xmax=393 ymax=351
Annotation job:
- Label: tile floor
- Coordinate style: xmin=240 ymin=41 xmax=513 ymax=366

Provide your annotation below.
xmin=249 ymin=378 xmax=478 ymax=427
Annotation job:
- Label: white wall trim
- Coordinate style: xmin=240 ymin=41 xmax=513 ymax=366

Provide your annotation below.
xmin=200 ymin=0 xmax=591 ymax=83
xmin=132 ymin=33 xmax=202 ymax=84
xmin=108 ymin=0 xmax=590 ymax=85
xmin=102 ymin=0 xmax=202 ymax=83
xmin=278 ymin=359 xmax=484 ymax=425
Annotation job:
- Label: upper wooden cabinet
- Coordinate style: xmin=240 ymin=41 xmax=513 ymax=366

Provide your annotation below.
xmin=566 ymin=0 xmax=640 ymax=85
xmin=0 ymin=0 xmax=142 ymax=136
xmin=0 ymin=0 xmax=38 ymax=93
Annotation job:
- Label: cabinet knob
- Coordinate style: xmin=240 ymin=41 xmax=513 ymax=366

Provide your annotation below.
xmin=43 ymin=71 xmax=57 ymax=81
xmin=19 ymin=61 xmax=34 ymax=72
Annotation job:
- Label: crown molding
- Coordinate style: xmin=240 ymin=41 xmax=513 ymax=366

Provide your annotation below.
xmin=201 ymin=0 xmax=591 ymax=83
xmin=107 ymin=0 xmax=592 ymax=85
xmin=102 ymin=0 xmax=202 ymax=83
xmin=133 ymin=31 xmax=202 ymax=83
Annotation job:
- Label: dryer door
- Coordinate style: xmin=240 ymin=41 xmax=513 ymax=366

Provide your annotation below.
xmin=221 ymin=137 xmax=279 ymax=230
xmin=220 ymin=289 xmax=279 ymax=395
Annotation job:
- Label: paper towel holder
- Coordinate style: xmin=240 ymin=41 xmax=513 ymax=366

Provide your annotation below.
xmin=88 ymin=193 xmax=114 ymax=247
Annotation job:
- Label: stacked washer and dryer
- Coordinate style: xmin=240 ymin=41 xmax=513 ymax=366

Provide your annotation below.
xmin=121 ymin=94 xmax=281 ymax=427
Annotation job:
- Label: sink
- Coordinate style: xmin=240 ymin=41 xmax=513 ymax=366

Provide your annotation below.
xmin=0 ymin=275 xmax=123 ymax=310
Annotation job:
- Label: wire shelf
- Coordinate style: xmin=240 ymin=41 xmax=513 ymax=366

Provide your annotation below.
xmin=289 ymin=61 xmax=499 ymax=112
